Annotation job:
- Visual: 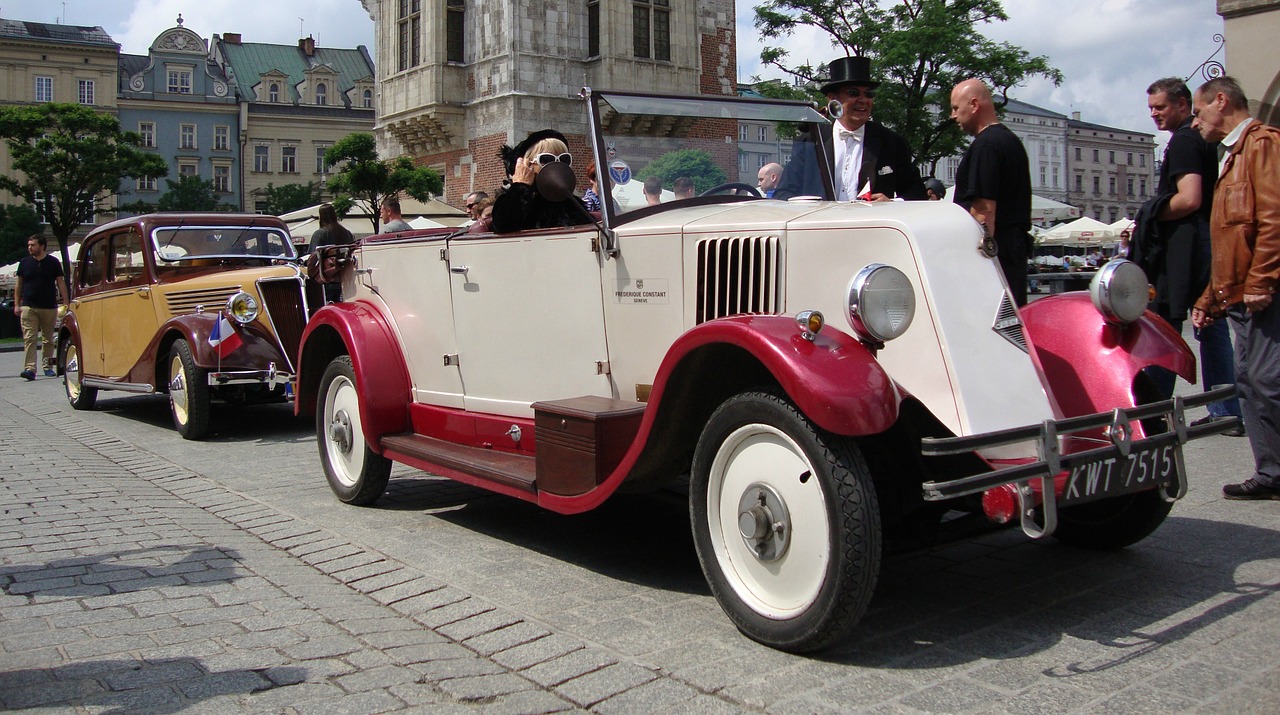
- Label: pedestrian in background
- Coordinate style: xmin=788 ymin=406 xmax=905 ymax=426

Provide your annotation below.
xmin=307 ymin=204 xmax=355 ymax=303
xmin=1137 ymin=77 xmax=1242 ymax=432
xmin=924 ymin=178 xmax=946 ymax=201
xmin=464 ymin=191 xmax=489 ymax=220
xmin=1188 ymin=76 xmax=1280 ymax=499
xmin=13 ymin=234 xmax=69 ymax=381
xmin=379 ymin=196 xmax=412 ymax=233
xmin=949 ymin=79 xmax=1033 ymax=305
xmin=757 ymin=163 xmax=783 ymax=197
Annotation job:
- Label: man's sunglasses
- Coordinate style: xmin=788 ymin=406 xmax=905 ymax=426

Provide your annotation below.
xmin=534 ymin=152 xmax=573 ymax=167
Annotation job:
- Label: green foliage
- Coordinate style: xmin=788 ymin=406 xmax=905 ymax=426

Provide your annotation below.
xmin=324 ymin=133 xmax=443 ymax=232
xmin=635 ymin=150 xmax=729 ymax=195
xmin=156 ymin=175 xmax=224 ymax=212
xmin=261 ymin=182 xmax=321 ymax=215
xmin=0 ymin=103 xmax=169 ymax=274
xmin=0 ymin=204 xmax=41 ymax=264
xmin=753 ymin=0 xmax=1063 ymax=173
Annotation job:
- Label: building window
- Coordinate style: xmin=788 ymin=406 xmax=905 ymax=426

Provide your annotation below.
xmin=1039 ymin=165 xmax=1046 ymax=187
xmin=362 ymin=89 xmax=373 ymax=108
xmin=739 ymin=125 xmax=748 ymax=142
xmin=1074 ymin=147 xmax=1081 ymax=161
xmin=137 ymin=176 xmax=157 ymax=191
xmin=1092 ymin=149 xmax=1099 ymax=163
xmin=398 ymin=0 xmax=422 ymax=72
xmin=254 ymin=145 xmax=270 ymax=173
xmin=1075 ymin=174 xmax=1082 ymax=192
xmin=180 ymin=124 xmax=197 ymax=150
xmin=447 ymin=0 xmax=465 ymax=63
xmin=214 ymin=165 xmax=230 ymax=193
xmin=1109 ymin=177 xmax=1116 ymax=194
xmin=179 ymin=163 xmax=198 ymax=177
xmin=1139 ymin=154 xmax=1146 ymax=168
xmin=588 ymin=0 xmax=600 ymax=57
xmin=167 ymin=68 xmax=192 ymax=94
xmin=35 ymin=76 xmax=53 ymax=102
xmin=281 ymin=146 xmax=297 ymax=173
xmin=315 ymin=83 xmax=327 ymax=106
xmin=1127 ymin=177 xmax=1134 ymax=196
xmin=1052 ymin=166 xmax=1059 ymax=188
xmin=1093 ymin=176 xmax=1100 ymax=194
xmin=1108 ymin=150 xmax=1115 ymax=164
xmin=1140 ymin=178 xmax=1147 ymax=195
xmin=758 ymin=126 xmax=767 ymax=142
xmin=633 ymin=0 xmax=671 ymax=61
xmin=1127 ymin=152 xmax=1133 ymax=166
xmin=139 ymin=122 xmax=155 ymax=148
xmin=214 ymin=125 xmax=230 ymax=151
xmin=78 ymin=79 xmax=95 ymax=105
xmin=269 ymin=83 xmax=280 ymax=103
xmin=316 ymin=145 xmax=330 ymax=174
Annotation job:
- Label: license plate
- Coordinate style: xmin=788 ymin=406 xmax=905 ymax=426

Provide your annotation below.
xmin=1061 ymin=442 xmax=1180 ymax=505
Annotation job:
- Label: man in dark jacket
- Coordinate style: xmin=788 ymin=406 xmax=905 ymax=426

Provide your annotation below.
xmin=773 ymin=56 xmax=925 ymax=202
xmin=14 ymin=235 xmax=69 ymax=380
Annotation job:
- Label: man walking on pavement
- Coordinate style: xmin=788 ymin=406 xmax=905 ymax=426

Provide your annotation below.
xmin=1188 ymin=76 xmax=1280 ymax=499
xmin=949 ymin=79 xmax=1033 ymax=306
xmin=1138 ymin=77 xmax=1243 ymax=434
xmin=13 ymin=234 xmax=69 ymax=380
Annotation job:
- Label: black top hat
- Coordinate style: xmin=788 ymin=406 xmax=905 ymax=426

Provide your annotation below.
xmin=500 ymin=129 xmax=568 ymax=176
xmin=819 ymin=56 xmax=880 ymax=94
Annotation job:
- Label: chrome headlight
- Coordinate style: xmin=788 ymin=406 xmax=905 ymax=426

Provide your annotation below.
xmin=1090 ymin=259 xmax=1149 ymax=325
xmin=848 ymin=264 xmax=916 ymax=342
xmin=225 ymin=291 xmax=260 ymax=324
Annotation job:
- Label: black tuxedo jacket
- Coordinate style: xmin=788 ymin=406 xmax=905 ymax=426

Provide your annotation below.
xmin=774 ymin=121 xmax=926 ymax=201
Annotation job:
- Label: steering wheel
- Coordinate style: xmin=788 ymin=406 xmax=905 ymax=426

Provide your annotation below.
xmin=700 ymin=182 xmax=762 ymax=198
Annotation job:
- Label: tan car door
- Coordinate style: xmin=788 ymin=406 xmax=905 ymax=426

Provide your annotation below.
xmin=99 ymin=231 xmax=160 ymax=382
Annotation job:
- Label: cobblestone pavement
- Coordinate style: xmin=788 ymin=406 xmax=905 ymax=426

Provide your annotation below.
xmin=4 ymin=347 xmax=1280 ymax=713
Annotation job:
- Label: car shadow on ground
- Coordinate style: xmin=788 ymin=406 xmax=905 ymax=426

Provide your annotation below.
xmin=85 ymin=394 xmax=311 ymax=444
xmin=0 ymin=657 xmax=302 ymax=713
xmin=0 ymin=544 xmax=245 ymax=599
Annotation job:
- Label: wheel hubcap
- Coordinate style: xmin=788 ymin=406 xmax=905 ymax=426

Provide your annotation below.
xmin=329 ymin=409 xmax=353 ymax=454
xmin=737 ymin=483 xmax=790 ymax=562
xmin=65 ymin=347 xmax=80 ymax=399
xmin=170 ymin=355 xmax=188 ymax=422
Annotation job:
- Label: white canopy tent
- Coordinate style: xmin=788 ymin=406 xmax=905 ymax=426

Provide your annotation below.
xmin=1031 ymin=195 xmax=1080 ymax=224
xmin=1037 ymin=216 xmax=1119 ymax=246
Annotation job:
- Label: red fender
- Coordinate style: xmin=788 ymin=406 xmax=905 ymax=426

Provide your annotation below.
xmin=1021 ymin=293 xmax=1196 ymax=418
xmin=295 ymin=301 xmax=411 ymax=451
xmin=539 ymin=314 xmax=902 ymax=513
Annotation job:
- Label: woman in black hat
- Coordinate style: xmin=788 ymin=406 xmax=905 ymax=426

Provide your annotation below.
xmin=491 ymin=129 xmax=592 ymax=233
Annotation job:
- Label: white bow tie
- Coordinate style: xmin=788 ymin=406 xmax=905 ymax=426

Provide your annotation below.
xmin=837 ymin=126 xmax=862 ymax=141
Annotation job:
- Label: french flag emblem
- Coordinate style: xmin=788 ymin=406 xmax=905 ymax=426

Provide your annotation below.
xmin=208 ymin=313 xmax=243 ymax=359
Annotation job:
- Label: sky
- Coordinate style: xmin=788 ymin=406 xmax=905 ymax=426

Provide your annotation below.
xmin=6 ymin=0 xmax=1226 ymax=142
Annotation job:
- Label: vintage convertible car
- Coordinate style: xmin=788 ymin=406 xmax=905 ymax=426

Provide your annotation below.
xmin=294 ymin=90 xmax=1236 ymax=652
xmin=59 ymin=213 xmax=314 ymax=440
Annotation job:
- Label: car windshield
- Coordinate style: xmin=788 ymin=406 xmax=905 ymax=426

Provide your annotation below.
xmin=587 ymin=90 xmax=833 ymax=224
xmin=151 ymin=226 xmax=297 ymax=262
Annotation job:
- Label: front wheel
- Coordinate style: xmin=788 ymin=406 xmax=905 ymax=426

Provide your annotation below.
xmin=62 ymin=336 xmax=97 ymax=410
xmin=168 ymin=339 xmax=210 ymax=440
xmin=317 ymin=355 xmax=391 ymax=505
xmin=690 ymin=390 xmax=881 ymax=652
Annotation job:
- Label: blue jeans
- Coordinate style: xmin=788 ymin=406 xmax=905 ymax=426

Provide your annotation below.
xmin=1196 ymin=319 xmax=1242 ymax=418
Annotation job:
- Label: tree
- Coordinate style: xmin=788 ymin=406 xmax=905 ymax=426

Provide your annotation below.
xmin=636 ymin=150 xmax=728 ymax=195
xmin=260 ymin=182 xmax=321 ymax=215
xmin=754 ymin=0 xmax=1063 ymax=174
xmin=0 ymin=204 xmax=41 ymax=264
xmin=323 ymin=133 xmax=443 ymax=232
xmin=0 ymin=103 xmax=168 ymax=279
xmin=156 ymin=175 xmax=223 ymax=212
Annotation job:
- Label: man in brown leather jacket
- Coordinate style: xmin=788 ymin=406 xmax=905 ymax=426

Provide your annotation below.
xmin=1189 ymin=76 xmax=1280 ymax=500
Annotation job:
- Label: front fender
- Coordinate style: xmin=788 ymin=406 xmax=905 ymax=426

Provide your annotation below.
xmin=1022 ymin=293 xmax=1196 ymax=417
xmin=295 ymin=301 xmax=410 ymax=452
xmin=655 ymin=315 xmax=901 ymax=437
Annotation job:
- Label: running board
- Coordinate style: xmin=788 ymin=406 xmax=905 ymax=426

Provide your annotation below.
xmin=380 ymin=433 xmax=536 ymax=495
xmin=82 ymin=378 xmax=154 ymax=393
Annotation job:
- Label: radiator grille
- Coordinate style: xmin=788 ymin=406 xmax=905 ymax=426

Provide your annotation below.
xmin=165 ymin=286 xmax=240 ymax=314
xmin=992 ymin=292 xmax=1029 ymax=353
xmin=259 ymin=277 xmax=307 ymax=372
xmin=696 ymin=235 xmax=783 ymax=324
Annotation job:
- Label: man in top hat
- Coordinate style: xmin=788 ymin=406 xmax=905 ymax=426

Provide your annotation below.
xmin=774 ymin=56 xmax=925 ymax=202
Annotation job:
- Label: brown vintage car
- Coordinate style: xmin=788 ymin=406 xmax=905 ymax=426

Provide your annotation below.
xmin=58 ymin=213 xmax=315 ymax=439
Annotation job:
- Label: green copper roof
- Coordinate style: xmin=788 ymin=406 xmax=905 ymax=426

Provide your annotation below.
xmin=218 ymin=40 xmax=373 ymax=105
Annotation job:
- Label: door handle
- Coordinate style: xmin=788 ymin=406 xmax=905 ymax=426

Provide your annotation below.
xmin=136 ymin=287 xmax=150 ymax=296
xmin=449 ymin=266 xmax=469 ymax=274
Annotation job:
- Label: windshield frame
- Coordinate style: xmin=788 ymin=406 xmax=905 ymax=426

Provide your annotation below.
xmin=150 ymin=225 xmax=299 ymax=263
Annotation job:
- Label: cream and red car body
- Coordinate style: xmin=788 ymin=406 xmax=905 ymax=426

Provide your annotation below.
xmin=59 ymin=213 xmax=312 ymax=439
xmin=294 ymin=90 xmax=1232 ymax=652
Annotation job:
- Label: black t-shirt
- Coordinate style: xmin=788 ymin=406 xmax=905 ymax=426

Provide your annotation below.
xmin=953 ymin=123 xmax=1032 ymax=234
xmin=1158 ymin=117 xmax=1216 ymax=223
xmin=17 ymin=253 xmax=63 ymax=309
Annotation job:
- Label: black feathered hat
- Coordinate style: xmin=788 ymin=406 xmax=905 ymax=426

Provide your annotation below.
xmin=499 ymin=129 xmax=568 ymax=176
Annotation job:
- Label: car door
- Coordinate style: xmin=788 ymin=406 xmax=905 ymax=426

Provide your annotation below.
xmin=446 ymin=227 xmax=613 ymax=416
xmin=69 ymin=236 xmax=110 ymax=377
xmin=99 ymin=230 xmax=159 ymax=381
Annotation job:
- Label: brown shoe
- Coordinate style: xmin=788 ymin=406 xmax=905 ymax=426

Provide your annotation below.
xmin=1223 ymin=478 xmax=1280 ymax=500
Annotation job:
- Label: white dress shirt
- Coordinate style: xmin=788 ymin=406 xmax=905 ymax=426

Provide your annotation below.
xmin=1218 ymin=117 xmax=1254 ymax=177
xmin=832 ymin=122 xmax=866 ymax=201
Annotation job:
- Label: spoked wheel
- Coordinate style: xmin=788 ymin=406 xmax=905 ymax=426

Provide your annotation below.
xmin=317 ymin=355 xmax=391 ymax=505
xmin=62 ymin=336 xmax=97 ymax=410
xmin=690 ymin=389 xmax=881 ymax=652
xmin=168 ymin=339 xmax=210 ymax=440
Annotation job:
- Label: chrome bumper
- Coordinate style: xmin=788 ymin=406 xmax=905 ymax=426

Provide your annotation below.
xmin=920 ymin=385 xmax=1240 ymax=538
xmin=208 ymin=362 xmax=293 ymax=388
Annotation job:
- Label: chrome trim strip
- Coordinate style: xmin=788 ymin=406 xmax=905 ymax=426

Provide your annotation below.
xmin=81 ymin=378 xmax=154 ymax=393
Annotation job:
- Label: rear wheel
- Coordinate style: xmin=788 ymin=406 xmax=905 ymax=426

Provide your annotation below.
xmin=62 ymin=336 xmax=97 ymax=410
xmin=1052 ymin=490 xmax=1173 ymax=550
xmin=168 ymin=339 xmax=210 ymax=440
xmin=318 ymin=355 xmax=391 ymax=505
xmin=690 ymin=390 xmax=881 ymax=652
